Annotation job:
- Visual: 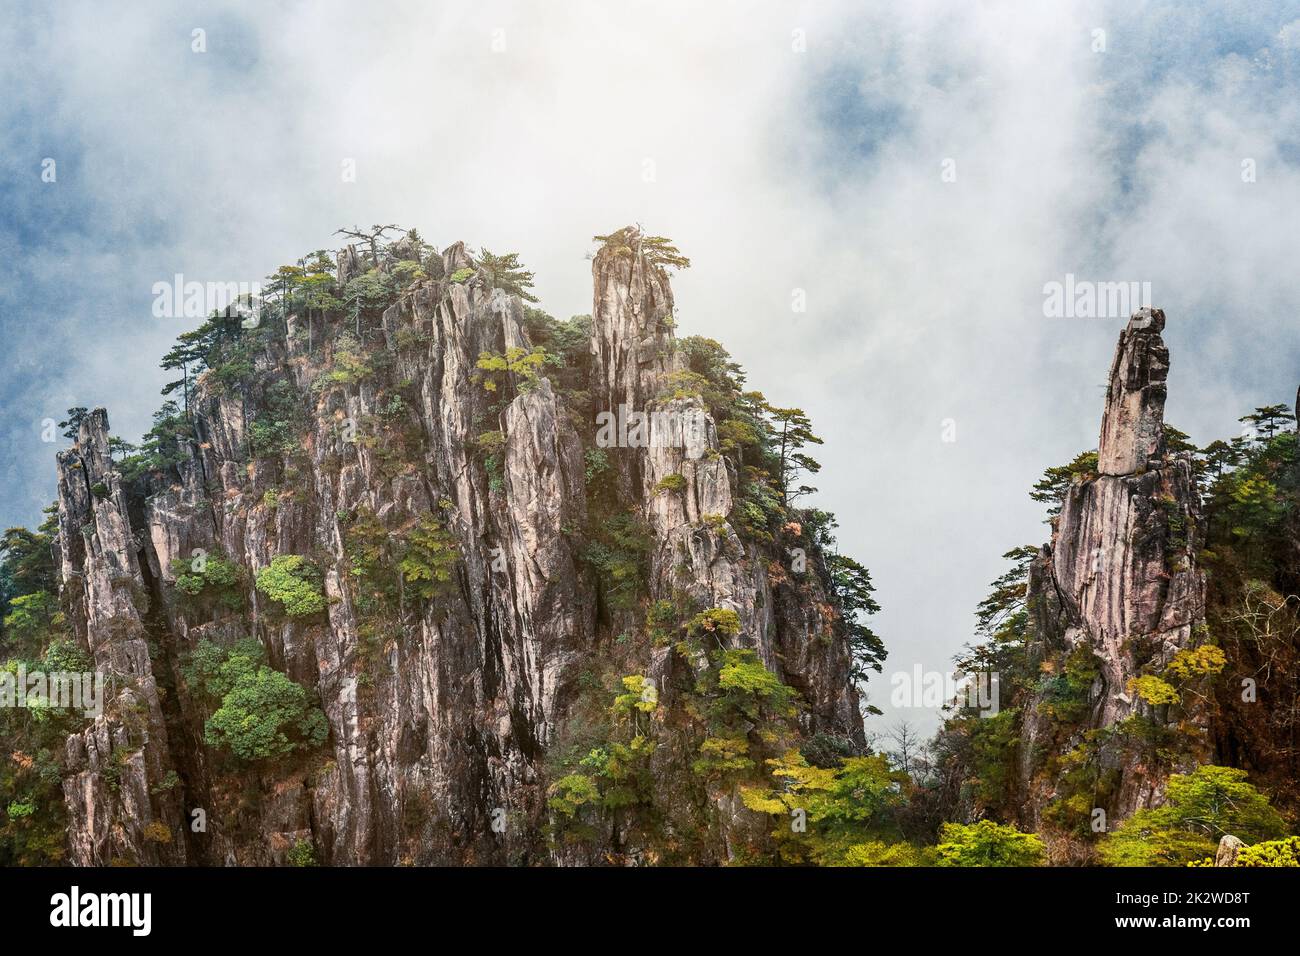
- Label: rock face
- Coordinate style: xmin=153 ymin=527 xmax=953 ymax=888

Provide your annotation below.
xmin=56 ymin=410 xmax=188 ymax=865
xmin=1022 ymin=308 xmax=1207 ymax=823
xmin=1215 ymin=834 xmax=1245 ymax=867
xmin=53 ymin=227 xmax=865 ymax=865
xmin=1097 ymin=308 xmax=1170 ymax=476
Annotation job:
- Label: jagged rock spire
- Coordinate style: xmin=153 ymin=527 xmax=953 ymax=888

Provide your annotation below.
xmin=590 ymin=225 xmax=676 ymax=418
xmin=55 ymin=408 xmax=188 ymax=865
xmin=1021 ymin=306 xmax=1207 ymax=824
xmin=1098 ymin=307 xmax=1169 ymax=476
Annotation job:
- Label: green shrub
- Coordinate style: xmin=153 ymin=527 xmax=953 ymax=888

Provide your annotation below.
xmin=583 ymin=448 xmax=609 ymax=484
xmin=287 ymin=838 xmax=318 ymax=867
xmin=170 ymin=554 xmax=244 ymax=610
xmin=739 ymin=751 xmax=911 ymax=865
xmin=583 ymin=513 xmax=652 ymax=613
xmin=204 ymin=665 xmax=328 ymax=762
xmin=475 ymin=431 xmax=507 ymax=492
xmin=1037 ymin=645 xmax=1100 ymax=723
xmin=686 ymin=607 xmax=742 ymax=645
xmin=474 ymin=346 xmax=546 ymax=394
xmin=398 ymin=515 xmax=458 ymax=600
xmin=548 ymin=773 xmax=599 ymax=818
xmin=255 ymin=556 xmax=326 ymax=617
xmin=645 ymin=599 xmax=680 ymax=646
xmin=694 ymin=648 xmax=796 ymax=731
xmin=249 ymin=418 xmax=298 ymax=457
xmin=1228 ymin=835 xmax=1300 ymax=867
xmin=654 ymin=473 xmax=687 ymax=495
xmin=934 ymin=820 xmax=1046 ymax=867
xmin=692 ymin=733 xmax=754 ymax=779
xmin=1101 ymin=766 xmax=1287 ymax=866
xmin=311 ymin=332 xmax=372 ymax=391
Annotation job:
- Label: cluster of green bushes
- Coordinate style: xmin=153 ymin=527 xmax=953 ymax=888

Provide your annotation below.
xmin=342 ymin=507 xmax=459 ymax=610
xmin=183 ymin=637 xmax=328 ymax=763
xmin=170 ymin=553 xmax=244 ymax=612
xmin=255 ymin=556 xmax=327 ymax=618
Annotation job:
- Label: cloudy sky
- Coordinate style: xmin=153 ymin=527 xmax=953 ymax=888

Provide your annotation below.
xmin=3 ymin=0 xmax=1299 ymax=735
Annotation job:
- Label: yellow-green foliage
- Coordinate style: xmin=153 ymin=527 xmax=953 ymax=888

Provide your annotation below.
xmin=346 ymin=508 xmax=459 ymax=606
xmin=700 ymin=513 xmax=729 ymax=535
xmin=1164 ymin=644 xmax=1226 ymax=681
xmin=838 ymin=841 xmax=924 ymax=866
xmin=143 ymin=821 xmax=172 ymax=844
xmin=474 ymin=346 xmax=546 ymax=393
xmin=657 ymin=370 xmax=710 ymax=404
xmin=548 ymin=674 xmax=662 ymax=838
xmin=1128 ymin=674 xmax=1180 ymax=706
xmin=611 ymin=675 xmax=657 ymax=717
xmin=706 ymin=649 xmax=795 ymax=723
xmin=1224 ymin=835 xmax=1300 ymax=867
xmin=343 ymin=507 xmax=397 ymax=605
xmin=1101 ymin=765 xmax=1287 ymax=866
xmin=686 ymin=607 xmax=741 ymax=645
xmin=740 ymin=750 xmax=913 ymax=865
xmin=398 ymin=514 xmax=458 ymax=600
xmin=547 ymin=773 xmax=599 ymax=818
xmin=934 ymin=820 xmax=1046 ymax=867
xmin=288 ymin=838 xmax=318 ymax=867
xmin=313 ymin=333 xmax=372 ymax=390
xmin=255 ymin=556 xmax=326 ymax=617
xmin=1 ymin=591 xmax=62 ymax=658
xmin=654 ymin=473 xmax=687 ymax=494
xmin=692 ymin=733 xmax=754 ymax=779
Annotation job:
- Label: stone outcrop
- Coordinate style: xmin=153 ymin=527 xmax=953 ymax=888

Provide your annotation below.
xmin=1215 ymin=833 xmax=1245 ymax=866
xmin=1022 ymin=308 xmax=1207 ymax=823
xmin=1097 ymin=308 xmax=1169 ymax=476
xmin=53 ymin=227 xmax=865 ymax=865
xmin=56 ymin=410 xmax=188 ymax=865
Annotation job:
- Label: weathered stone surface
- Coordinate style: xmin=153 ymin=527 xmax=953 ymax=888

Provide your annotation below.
xmin=1215 ymin=834 xmax=1245 ymax=867
xmin=1023 ymin=308 xmax=1207 ymax=823
xmin=591 ymin=226 xmax=676 ymax=421
xmin=54 ymin=229 xmax=864 ymax=865
xmin=1098 ymin=307 xmax=1169 ymax=476
xmin=56 ymin=410 xmax=188 ymax=865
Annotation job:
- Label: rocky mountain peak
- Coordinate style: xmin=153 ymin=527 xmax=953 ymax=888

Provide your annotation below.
xmin=590 ymin=225 xmax=678 ymax=418
xmin=36 ymin=225 xmax=868 ymax=866
xmin=1098 ymin=306 xmax=1170 ymax=476
xmin=1022 ymin=306 xmax=1207 ymax=824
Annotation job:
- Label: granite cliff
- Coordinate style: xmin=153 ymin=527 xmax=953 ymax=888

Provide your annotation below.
xmin=46 ymin=227 xmax=873 ymax=865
